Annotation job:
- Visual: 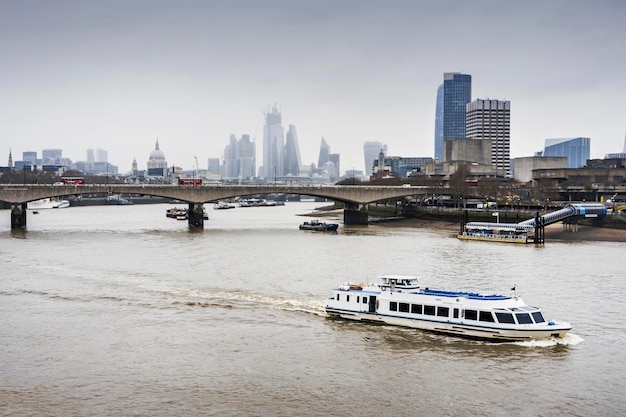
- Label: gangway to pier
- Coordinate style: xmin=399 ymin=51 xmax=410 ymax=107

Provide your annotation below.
xmin=459 ymin=203 xmax=607 ymax=244
xmin=518 ymin=203 xmax=607 ymax=227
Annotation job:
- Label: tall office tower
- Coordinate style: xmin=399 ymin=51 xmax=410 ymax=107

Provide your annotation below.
xmin=207 ymin=158 xmax=220 ymax=174
xmin=317 ymin=137 xmax=330 ymax=168
xmin=329 ymin=153 xmax=340 ymax=177
xmin=434 ymin=84 xmax=444 ymax=161
xmin=441 ymin=72 xmax=472 ymax=160
xmin=262 ymin=105 xmax=284 ymax=180
xmin=22 ymin=151 xmax=37 ymax=166
xmin=223 ymin=134 xmax=256 ymax=179
xmin=86 ymin=148 xmax=95 ymax=163
xmin=95 ymin=148 xmax=108 ymax=163
xmin=466 ymin=99 xmax=511 ymax=175
xmin=42 ymin=149 xmax=63 ymax=164
xmin=543 ymin=137 xmax=590 ymax=168
xmin=363 ymin=141 xmax=387 ymax=174
xmin=284 ymin=125 xmax=302 ymax=176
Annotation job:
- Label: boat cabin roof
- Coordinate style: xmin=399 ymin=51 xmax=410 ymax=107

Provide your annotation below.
xmin=379 ymin=275 xmax=419 ymax=285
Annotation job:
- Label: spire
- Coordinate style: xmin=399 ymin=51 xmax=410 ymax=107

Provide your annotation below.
xmin=8 ymin=148 xmax=13 ymax=168
xmin=155 ymin=138 xmax=160 ymax=150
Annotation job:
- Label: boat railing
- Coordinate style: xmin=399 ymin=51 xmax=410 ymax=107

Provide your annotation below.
xmin=461 ymin=232 xmax=530 ymax=241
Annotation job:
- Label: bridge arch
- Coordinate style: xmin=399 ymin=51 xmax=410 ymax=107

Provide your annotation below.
xmin=1 ymin=184 xmax=436 ymax=229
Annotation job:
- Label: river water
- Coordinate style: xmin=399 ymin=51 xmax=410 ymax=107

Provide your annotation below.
xmin=1 ymin=202 xmax=624 ymax=417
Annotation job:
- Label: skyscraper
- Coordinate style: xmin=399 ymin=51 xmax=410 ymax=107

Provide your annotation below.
xmin=223 ymin=134 xmax=256 ymax=179
xmin=95 ymin=148 xmax=108 ymax=163
xmin=318 ymin=137 xmax=330 ymax=168
xmin=543 ymin=137 xmax=590 ymax=168
xmin=466 ymin=99 xmax=511 ymax=175
xmin=284 ymin=125 xmax=302 ymax=176
xmin=434 ymin=84 xmax=444 ymax=161
xmin=363 ymin=141 xmax=387 ymax=174
xmin=262 ymin=105 xmax=284 ymax=180
xmin=440 ymin=72 xmax=472 ymax=161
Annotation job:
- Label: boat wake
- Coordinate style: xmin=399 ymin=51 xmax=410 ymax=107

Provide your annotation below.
xmin=510 ymin=332 xmax=584 ymax=347
xmin=143 ymin=285 xmax=327 ymax=316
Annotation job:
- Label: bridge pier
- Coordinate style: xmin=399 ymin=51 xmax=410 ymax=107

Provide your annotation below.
xmin=187 ymin=203 xmax=205 ymax=227
xmin=11 ymin=203 xmax=27 ymax=229
xmin=344 ymin=203 xmax=368 ymax=225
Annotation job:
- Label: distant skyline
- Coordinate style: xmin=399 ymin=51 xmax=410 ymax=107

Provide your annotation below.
xmin=1 ymin=0 xmax=625 ymax=174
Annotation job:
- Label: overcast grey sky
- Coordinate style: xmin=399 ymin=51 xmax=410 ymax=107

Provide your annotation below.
xmin=1 ymin=0 xmax=625 ymax=173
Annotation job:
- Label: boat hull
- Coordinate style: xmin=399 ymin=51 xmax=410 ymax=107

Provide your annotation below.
xmin=325 ymin=308 xmax=570 ymax=341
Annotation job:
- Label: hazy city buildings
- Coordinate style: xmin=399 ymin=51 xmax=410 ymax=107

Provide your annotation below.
xmin=223 ymin=134 xmax=256 ymax=180
xmin=542 ymin=137 xmax=590 ymax=168
xmin=262 ymin=105 xmax=284 ymax=180
xmin=466 ymin=99 xmax=511 ymax=175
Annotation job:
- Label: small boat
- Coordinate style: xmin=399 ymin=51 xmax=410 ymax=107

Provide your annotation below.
xmin=213 ymin=202 xmax=236 ymax=210
xmin=325 ymin=275 xmax=571 ymax=342
xmin=299 ymin=220 xmax=339 ymax=231
xmin=166 ymin=207 xmax=186 ymax=218
xmin=27 ymin=198 xmax=70 ymax=210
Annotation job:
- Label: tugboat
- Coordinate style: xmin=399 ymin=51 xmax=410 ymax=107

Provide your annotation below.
xmin=325 ymin=275 xmax=571 ymax=341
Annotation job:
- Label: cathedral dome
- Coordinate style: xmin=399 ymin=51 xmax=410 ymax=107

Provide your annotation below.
xmin=149 ymin=140 xmax=166 ymax=161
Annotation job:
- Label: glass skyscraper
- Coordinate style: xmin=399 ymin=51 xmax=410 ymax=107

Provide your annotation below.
xmin=284 ymin=125 xmax=302 ymax=176
xmin=262 ymin=105 xmax=284 ymax=180
xmin=543 ymin=137 xmax=590 ymax=168
xmin=437 ymin=72 xmax=472 ymax=162
xmin=434 ymin=84 xmax=443 ymax=161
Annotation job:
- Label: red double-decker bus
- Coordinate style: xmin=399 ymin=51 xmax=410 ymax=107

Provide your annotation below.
xmin=178 ymin=178 xmax=202 ymax=186
xmin=60 ymin=176 xmax=85 ymax=185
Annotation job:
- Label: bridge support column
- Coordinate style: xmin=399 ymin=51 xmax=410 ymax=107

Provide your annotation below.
xmin=344 ymin=203 xmax=368 ymax=225
xmin=187 ymin=203 xmax=205 ymax=227
xmin=11 ymin=203 xmax=27 ymax=229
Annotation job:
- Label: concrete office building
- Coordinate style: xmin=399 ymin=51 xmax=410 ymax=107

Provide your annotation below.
xmin=466 ymin=99 xmax=511 ymax=175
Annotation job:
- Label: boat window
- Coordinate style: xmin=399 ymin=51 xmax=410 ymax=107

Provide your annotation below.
xmin=336 ymin=294 xmax=340 ymax=301
xmin=399 ymin=303 xmax=409 ymax=313
xmin=411 ymin=304 xmax=422 ymax=314
xmin=390 ymin=302 xmax=398 ymax=312
xmin=453 ymin=308 xmax=459 ymax=319
xmin=362 ymin=296 xmax=368 ymax=304
xmin=479 ymin=311 xmax=495 ymax=322
xmin=357 ymin=296 xmax=360 ymax=303
xmin=437 ymin=307 xmax=449 ymax=317
xmin=531 ymin=311 xmax=545 ymax=323
xmin=424 ymin=305 xmax=435 ymax=316
xmin=465 ymin=309 xmax=478 ymax=320
xmin=495 ymin=312 xmax=515 ymax=324
xmin=515 ymin=313 xmax=533 ymax=324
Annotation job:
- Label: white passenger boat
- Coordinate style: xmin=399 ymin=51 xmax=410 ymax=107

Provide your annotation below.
xmin=27 ymin=198 xmax=70 ymax=209
xmin=325 ymin=275 xmax=571 ymax=341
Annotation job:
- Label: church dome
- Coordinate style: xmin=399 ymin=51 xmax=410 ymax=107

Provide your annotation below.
xmin=149 ymin=140 xmax=166 ymax=161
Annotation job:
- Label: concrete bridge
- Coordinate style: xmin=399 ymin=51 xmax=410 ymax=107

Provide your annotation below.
xmin=0 ymin=184 xmax=436 ymax=229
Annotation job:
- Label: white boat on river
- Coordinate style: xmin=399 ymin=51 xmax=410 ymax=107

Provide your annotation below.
xmin=27 ymin=198 xmax=70 ymax=209
xmin=325 ymin=275 xmax=571 ymax=342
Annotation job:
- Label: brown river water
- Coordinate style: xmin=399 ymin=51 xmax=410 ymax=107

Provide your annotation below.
xmin=1 ymin=202 xmax=624 ymax=416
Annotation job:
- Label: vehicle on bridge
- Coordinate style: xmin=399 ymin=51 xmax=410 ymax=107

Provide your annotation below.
xmin=60 ymin=176 xmax=85 ymax=185
xmin=178 ymin=178 xmax=202 ymax=186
